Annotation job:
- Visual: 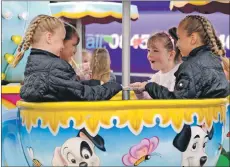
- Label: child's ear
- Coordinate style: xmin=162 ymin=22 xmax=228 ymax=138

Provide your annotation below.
xmin=45 ymin=31 xmax=52 ymax=44
xmin=169 ymin=50 xmax=176 ymax=61
xmin=190 ymin=33 xmax=198 ymax=45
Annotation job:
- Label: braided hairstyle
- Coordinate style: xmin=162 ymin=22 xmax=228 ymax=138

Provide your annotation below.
xmin=179 ymin=15 xmax=226 ymax=57
xmin=90 ymin=48 xmax=111 ymax=83
xmin=211 ymin=24 xmax=229 ymax=78
xmin=12 ymin=14 xmax=64 ymax=67
xmin=147 ymin=32 xmax=181 ymax=63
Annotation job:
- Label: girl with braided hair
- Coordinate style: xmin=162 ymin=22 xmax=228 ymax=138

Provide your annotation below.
xmin=12 ymin=14 xmax=65 ymax=67
xmin=13 ymin=15 xmax=121 ymax=102
xmin=90 ymin=48 xmax=111 ymax=83
xmin=133 ymin=15 xmax=229 ymax=99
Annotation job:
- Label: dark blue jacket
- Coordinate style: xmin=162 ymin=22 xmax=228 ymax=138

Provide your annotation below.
xmin=145 ymin=45 xmax=229 ymax=99
xmin=20 ymin=48 xmax=122 ymax=102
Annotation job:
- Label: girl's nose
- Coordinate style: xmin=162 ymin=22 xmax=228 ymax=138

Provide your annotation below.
xmin=147 ymin=53 xmax=152 ymax=60
xmin=147 ymin=52 xmax=150 ymax=58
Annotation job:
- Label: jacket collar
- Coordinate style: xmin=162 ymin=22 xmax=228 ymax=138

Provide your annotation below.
xmin=30 ymin=48 xmax=59 ymax=58
xmin=182 ymin=45 xmax=210 ymax=61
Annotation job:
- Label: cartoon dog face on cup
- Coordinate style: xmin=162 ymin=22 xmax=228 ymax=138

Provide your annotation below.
xmin=173 ymin=124 xmax=214 ymax=167
xmin=52 ymin=128 xmax=106 ymax=166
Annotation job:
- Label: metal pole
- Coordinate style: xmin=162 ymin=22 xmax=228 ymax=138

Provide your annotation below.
xmin=76 ymin=19 xmax=82 ymax=64
xmin=122 ymin=0 xmax=130 ymax=100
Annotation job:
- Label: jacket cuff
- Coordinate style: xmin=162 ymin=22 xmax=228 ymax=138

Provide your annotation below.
xmin=145 ymin=82 xmax=153 ymax=91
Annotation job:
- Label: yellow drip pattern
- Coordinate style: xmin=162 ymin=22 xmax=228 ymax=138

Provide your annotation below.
xmin=18 ymin=98 xmax=228 ymax=136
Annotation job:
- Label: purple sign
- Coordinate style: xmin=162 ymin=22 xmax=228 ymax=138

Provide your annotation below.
xmin=85 ymin=2 xmax=230 ymax=74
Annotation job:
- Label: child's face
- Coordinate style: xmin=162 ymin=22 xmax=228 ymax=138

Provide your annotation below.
xmin=82 ymin=53 xmax=92 ymax=63
xmin=147 ymin=40 xmax=173 ymax=71
xmin=61 ymin=34 xmax=78 ymax=62
xmin=49 ymin=26 xmax=65 ymax=57
xmin=177 ymin=25 xmax=194 ymax=57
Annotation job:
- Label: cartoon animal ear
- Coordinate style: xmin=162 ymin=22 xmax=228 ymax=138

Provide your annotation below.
xmin=77 ymin=128 xmax=106 ymax=152
xmin=173 ymin=124 xmax=191 ymax=152
xmin=79 ymin=131 xmax=92 ymax=142
xmin=52 ymin=147 xmax=67 ymax=166
xmin=208 ymin=126 xmax=214 ymax=140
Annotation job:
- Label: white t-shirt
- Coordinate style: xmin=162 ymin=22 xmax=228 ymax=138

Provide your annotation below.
xmin=149 ymin=63 xmax=181 ymax=91
xmin=135 ymin=63 xmax=181 ymax=99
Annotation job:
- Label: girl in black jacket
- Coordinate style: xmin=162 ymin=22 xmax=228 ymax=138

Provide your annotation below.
xmin=132 ymin=15 xmax=229 ymax=99
xmin=12 ymin=15 xmax=122 ymax=102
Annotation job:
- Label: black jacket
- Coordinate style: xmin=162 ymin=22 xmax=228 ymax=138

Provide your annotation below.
xmin=20 ymin=48 xmax=122 ymax=102
xmin=145 ymin=45 xmax=229 ymax=99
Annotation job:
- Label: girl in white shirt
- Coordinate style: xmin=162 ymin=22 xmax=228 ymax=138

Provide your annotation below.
xmin=130 ymin=31 xmax=182 ymax=99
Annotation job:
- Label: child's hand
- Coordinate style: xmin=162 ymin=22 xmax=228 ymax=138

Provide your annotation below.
xmin=75 ymin=62 xmax=92 ymax=80
xmin=130 ymin=82 xmax=142 ymax=90
xmin=130 ymin=82 xmax=148 ymax=93
xmin=139 ymin=81 xmax=148 ymax=91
